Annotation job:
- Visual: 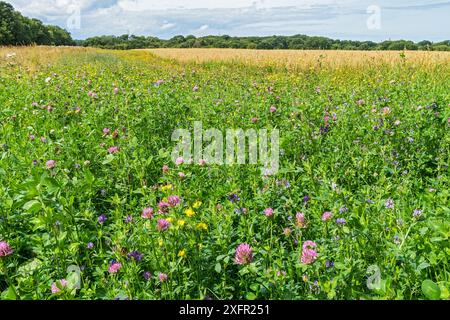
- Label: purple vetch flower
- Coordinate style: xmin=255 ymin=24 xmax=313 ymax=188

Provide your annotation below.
xmin=336 ymin=218 xmax=347 ymax=226
xmin=98 ymin=214 xmax=107 ymax=224
xmin=32 ymin=160 xmax=38 ymax=166
xmin=413 ymin=209 xmax=423 ymax=219
xmin=385 ymin=198 xmax=395 ymax=209
xmin=309 ymin=280 xmax=321 ymax=294
xmin=320 ymin=125 xmax=330 ymax=135
xmin=325 ymin=260 xmax=334 ymax=268
xmin=125 ymin=216 xmax=133 ymax=224
xmin=366 ymin=199 xmax=374 ymax=205
xmin=339 ymin=206 xmax=348 ymax=214
xmin=87 ymin=242 xmax=94 ymax=249
xmin=303 ymin=195 xmax=311 ymax=204
xmin=276 ymin=179 xmax=291 ymax=188
xmin=393 ymin=235 xmax=401 ymax=245
xmin=127 ymin=251 xmax=144 ymax=262
xmin=228 ymin=193 xmax=240 ymax=203
xmin=143 ymin=271 xmax=151 ymax=280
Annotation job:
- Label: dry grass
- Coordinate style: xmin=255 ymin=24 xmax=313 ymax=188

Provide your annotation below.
xmin=0 ymin=46 xmax=97 ymax=73
xmin=146 ymin=48 xmax=450 ymax=70
xmin=2 ymin=46 xmax=449 ymax=75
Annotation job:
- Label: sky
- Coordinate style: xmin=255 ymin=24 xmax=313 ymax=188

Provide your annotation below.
xmin=6 ymin=0 xmax=450 ymax=41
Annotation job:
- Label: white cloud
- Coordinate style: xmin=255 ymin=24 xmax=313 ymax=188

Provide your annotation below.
xmin=160 ymin=22 xmax=176 ymax=30
xmin=197 ymin=24 xmax=209 ymax=31
xmin=116 ymin=0 xmax=340 ymax=11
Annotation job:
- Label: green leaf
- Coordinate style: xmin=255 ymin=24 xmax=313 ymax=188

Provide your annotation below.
xmin=214 ymin=263 xmax=222 ymax=273
xmin=102 ymin=154 xmax=115 ymax=165
xmin=416 ymin=262 xmax=430 ymax=272
xmin=84 ymin=170 xmax=95 ymax=184
xmin=23 ymin=200 xmax=42 ymax=213
xmin=1 ymin=287 xmax=17 ymax=300
xmin=250 ymin=283 xmax=260 ymax=292
xmin=66 ymin=270 xmax=81 ymax=291
xmin=245 ymin=292 xmax=257 ymax=300
xmin=216 ymin=254 xmax=226 ymax=261
xmin=17 ymin=258 xmax=42 ymax=276
xmin=422 ymin=279 xmax=441 ymax=300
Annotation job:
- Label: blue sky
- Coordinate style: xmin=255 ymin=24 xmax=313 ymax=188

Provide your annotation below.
xmin=7 ymin=0 xmax=450 ymax=41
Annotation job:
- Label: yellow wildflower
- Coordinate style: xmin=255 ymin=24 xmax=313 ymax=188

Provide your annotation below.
xmin=166 ymin=217 xmax=174 ymax=223
xmin=158 ymin=239 xmax=163 ymax=247
xmin=185 ymin=208 xmax=195 ymax=217
xmin=193 ymin=201 xmax=202 ymax=209
xmin=197 ymin=222 xmax=208 ymax=231
xmin=177 ymin=219 xmax=186 ymax=227
xmin=178 ymin=249 xmax=186 ymax=258
xmin=160 ymin=184 xmax=173 ymax=192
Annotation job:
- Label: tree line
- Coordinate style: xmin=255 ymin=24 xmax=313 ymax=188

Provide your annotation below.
xmin=0 ymin=1 xmax=74 ymax=46
xmin=81 ymin=34 xmax=450 ymax=51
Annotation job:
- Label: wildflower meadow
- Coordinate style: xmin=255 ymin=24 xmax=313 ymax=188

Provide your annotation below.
xmin=0 ymin=47 xmax=449 ymax=300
